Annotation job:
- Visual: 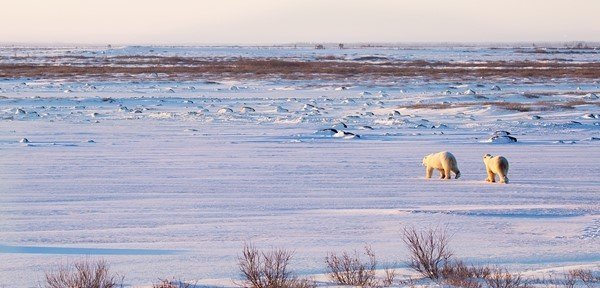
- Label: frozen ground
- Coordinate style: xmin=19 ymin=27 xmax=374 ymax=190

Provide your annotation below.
xmin=0 ymin=46 xmax=599 ymax=287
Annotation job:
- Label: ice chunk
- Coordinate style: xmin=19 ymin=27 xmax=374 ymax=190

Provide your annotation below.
xmin=316 ymin=128 xmax=338 ymax=135
xmin=333 ymin=130 xmax=360 ymax=139
xmin=240 ymin=106 xmax=255 ymax=113
xmin=464 ymin=89 xmax=477 ymax=95
xmin=487 ymin=135 xmax=517 ymax=143
xmin=217 ymin=107 xmax=233 ymax=114
xmin=275 ymin=106 xmax=289 ymax=113
xmin=331 ymin=122 xmax=347 ymax=129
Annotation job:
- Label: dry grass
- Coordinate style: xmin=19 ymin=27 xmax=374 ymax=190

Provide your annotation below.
xmin=237 ymin=243 xmax=314 ymax=288
xmin=440 ymin=260 xmax=491 ymax=288
xmin=44 ymin=259 xmax=122 ymax=288
xmin=401 ymin=102 xmax=455 ymax=110
xmin=402 ymin=101 xmax=531 ymax=112
xmin=484 ymin=267 xmax=525 ymax=288
xmin=2 ymin=57 xmax=600 ymax=80
xmin=152 ymin=278 xmax=194 ymax=288
xmin=401 ymin=100 xmax=599 ymax=112
xmin=440 ymin=262 xmax=528 ymax=288
xmin=529 ymin=268 xmax=599 ymax=288
xmin=484 ymin=102 xmax=532 ymax=112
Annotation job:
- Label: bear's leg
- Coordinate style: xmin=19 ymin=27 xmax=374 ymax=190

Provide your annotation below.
xmin=441 ymin=164 xmax=452 ymax=179
xmin=438 ymin=169 xmax=446 ymax=179
xmin=486 ymin=170 xmax=496 ymax=182
xmin=425 ymin=167 xmax=433 ymax=179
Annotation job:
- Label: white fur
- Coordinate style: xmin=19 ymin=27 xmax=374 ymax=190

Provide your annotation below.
xmin=422 ymin=151 xmax=461 ymax=180
xmin=483 ymin=154 xmax=509 ymax=183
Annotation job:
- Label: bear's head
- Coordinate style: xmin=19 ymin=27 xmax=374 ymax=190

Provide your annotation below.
xmin=483 ymin=154 xmax=493 ymax=162
xmin=422 ymin=154 xmax=432 ymax=166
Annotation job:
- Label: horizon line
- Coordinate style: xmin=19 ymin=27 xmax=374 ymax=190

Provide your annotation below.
xmin=2 ymin=40 xmax=600 ymax=48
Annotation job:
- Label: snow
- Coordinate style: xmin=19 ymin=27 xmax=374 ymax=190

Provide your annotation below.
xmin=0 ymin=46 xmax=599 ymax=287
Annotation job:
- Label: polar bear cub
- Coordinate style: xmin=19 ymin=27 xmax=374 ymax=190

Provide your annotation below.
xmin=483 ymin=154 xmax=509 ymax=183
xmin=422 ymin=151 xmax=461 ymax=180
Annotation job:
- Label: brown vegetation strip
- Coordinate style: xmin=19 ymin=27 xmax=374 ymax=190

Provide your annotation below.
xmin=1 ymin=58 xmax=600 ymax=80
xmin=401 ymin=100 xmax=599 ymax=112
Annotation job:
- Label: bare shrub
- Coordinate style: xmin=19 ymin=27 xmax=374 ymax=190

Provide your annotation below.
xmin=568 ymin=269 xmax=599 ymax=288
xmin=237 ymin=243 xmax=314 ymax=288
xmin=382 ymin=268 xmax=397 ymax=287
xmin=397 ymin=276 xmax=418 ymax=288
xmin=484 ymin=267 xmax=524 ymax=288
xmin=563 ymin=271 xmax=577 ymax=288
xmin=444 ymin=276 xmax=483 ymax=288
xmin=402 ymin=226 xmax=453 ymax=280
xmin=153 ymin=278 xmax=194 ymax=288
xmin=325 ymin=246 xmax=378 ymax=287
xmin=44 ymin=259 xmax=122 ymax=288
xmin=440 ymin=260 xmax=492 ymax=288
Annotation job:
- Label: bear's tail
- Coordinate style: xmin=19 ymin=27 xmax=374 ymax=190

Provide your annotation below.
xmin=455 ymin=170 xmax=461 ymax=179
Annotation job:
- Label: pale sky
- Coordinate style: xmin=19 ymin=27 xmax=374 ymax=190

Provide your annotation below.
xmin=2 ymin=0 xmax=600 ymax=45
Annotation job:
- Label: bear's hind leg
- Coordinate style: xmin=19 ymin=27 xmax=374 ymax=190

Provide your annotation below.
xmin=499 ymin=173 xmax=509 ymax=184
xmin=486 ymin=170 xmax=495 ymax=182
xmin=441 ymin=163 xmax=452 ymax=179
xmin=438 ymin=169 xmax=446 ymax=179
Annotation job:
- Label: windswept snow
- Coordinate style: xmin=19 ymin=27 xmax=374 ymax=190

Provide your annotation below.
xmin=0 ymin=46 xmax=599 ymax=287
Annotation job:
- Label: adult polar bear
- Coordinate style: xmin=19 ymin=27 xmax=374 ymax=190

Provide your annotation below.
xmin=422 ymin=151 xmax=461 ymax=180
xmin=483 ymin=154 xmax=509 ymax=183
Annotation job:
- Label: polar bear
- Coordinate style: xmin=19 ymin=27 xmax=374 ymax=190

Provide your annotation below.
xmin=422 ymin=151 xmax=461 ymax=180
xmin=483 ymin=154 xmax=509 ymax=183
